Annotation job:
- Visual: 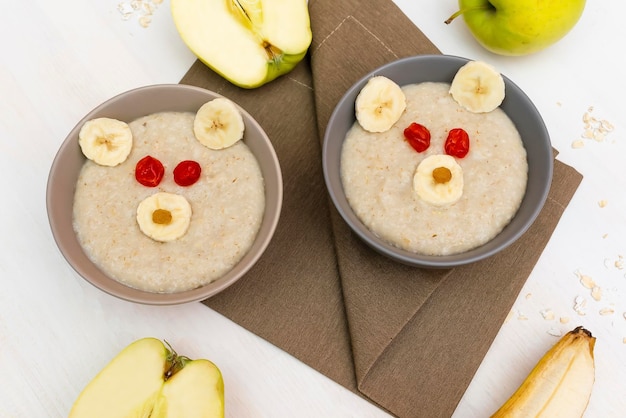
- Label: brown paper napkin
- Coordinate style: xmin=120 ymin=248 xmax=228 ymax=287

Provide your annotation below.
xmin=179 ymin=0 xmax=583 ymax=416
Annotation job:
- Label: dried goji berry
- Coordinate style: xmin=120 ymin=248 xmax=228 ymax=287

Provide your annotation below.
xmin=135 ymin=155 xmax=164 ymax=187
xmin=444 ymin=128 xmax=470 ymax=158
xmin=404 ymin=122 xmax=431 ymax=153
xmin=174 ymin=160 xmax=202 ymax=186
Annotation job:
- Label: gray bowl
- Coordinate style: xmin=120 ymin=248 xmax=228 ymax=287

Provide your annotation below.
xmin=47 ymin=84 xmax=282 ymax=304
xmin=322 ymin=55 xmax=553 ymax=268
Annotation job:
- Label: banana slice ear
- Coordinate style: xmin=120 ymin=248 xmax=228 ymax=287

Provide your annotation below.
xmin=193 ymin=98 xmax=245 ymax=150
xmin=355 ymin=76 xmax=407 ymax=133
xmin=449 ymin=60 xmax=505 ymax=113
xmin=78 ymin=117 xmax=133 ymax=166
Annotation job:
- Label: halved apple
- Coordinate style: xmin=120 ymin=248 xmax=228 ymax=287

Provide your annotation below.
xmin=69 ymin=338 xmax=224 ymax=418
xmin=171 ymin=0 xmax=312 ymax=89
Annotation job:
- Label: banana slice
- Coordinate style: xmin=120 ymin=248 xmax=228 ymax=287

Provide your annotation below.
xmin=136 ymin=192 xmax=192 ymax=242
xmin=193 ymin=98 xmax=245 ymax=150
xmin=78 ymin=117 xmax=133 ymax=166
xmin=413 ymin=154 xmax=463 ymax=206
xmin=449 ymin=60 xmax=505 ymax=113
xmin=355 ymin=76 xmax=406 ymax=133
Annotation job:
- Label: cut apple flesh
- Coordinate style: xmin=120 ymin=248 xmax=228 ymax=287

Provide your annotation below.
xmin=153 ymin=360 xmax=225 ymax=418
xmin=69 ymin=338 xmax=225 ymax=418
xmin=171 ymin=0 xmax=312 ymax=88
xmin=69 ymin=338 xmax=169 ymax=418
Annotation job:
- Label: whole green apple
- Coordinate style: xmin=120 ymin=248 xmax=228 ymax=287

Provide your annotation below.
xmin=445 ymin=0 xmax=586 ymax=56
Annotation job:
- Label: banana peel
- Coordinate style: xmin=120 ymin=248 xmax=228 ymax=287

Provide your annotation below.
xmin=490 ymin=326 xmax=595 ymax=418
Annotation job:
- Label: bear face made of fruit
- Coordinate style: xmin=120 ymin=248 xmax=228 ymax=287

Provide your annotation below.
xmin=354 ymin=61 xmax=505 ymax=208
xmin=343 ymin=60 xmax=528 ymax=257
xmin=74 ymin=97 xmax=265 ymax=293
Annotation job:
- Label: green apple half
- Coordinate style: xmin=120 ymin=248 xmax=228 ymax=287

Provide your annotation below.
xmin=69 ymin=338 xmax=224 ymax=418
xmin=171 ymin=0 xmax=312 ymax=89
xmin=445 ymin=0 xmax=586 ymax=56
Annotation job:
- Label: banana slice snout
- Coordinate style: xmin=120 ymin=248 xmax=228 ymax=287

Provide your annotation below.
xmin=449 ymin=60 xmax=505 ymax=113
xmin=136 ymin=192 xmax=192 ymax=242
xmin=355 ymin=76 xmax=407 ymax=133
xmin=78 ymin=117 xmax=133 ymax=166
xmin=414 ymin=154 xmax=464 ymax=206
xmin=193 ymin=97 xmax=245 ymax=150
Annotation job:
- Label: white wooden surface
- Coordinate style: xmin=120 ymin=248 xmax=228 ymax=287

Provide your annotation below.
xmin=1 ymin=1 xmax=625 ymax=417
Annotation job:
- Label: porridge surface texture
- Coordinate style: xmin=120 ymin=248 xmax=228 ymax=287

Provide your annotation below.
xmin=73 ymin=111 xmax=265 ymax=293
xmin=340 ymin=82 xmax=528 ymax=256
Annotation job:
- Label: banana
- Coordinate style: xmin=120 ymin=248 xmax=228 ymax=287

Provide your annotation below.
xmin=491 ymin=326 xmax=596 ymax=418
xmin=78 ymin=117 xmax=133 ymax=166
xmin=136 ymin=192 xmax=192 ymax=242
xmin=449 ymin=60 xmax=505 ymax=113
xmin=193 ymin=97 xmax=245 ymax=150
xmin=355 ymin=76 xmax=407 ymax=133
xmin=413 ymin=154 xmax=463 ymax=206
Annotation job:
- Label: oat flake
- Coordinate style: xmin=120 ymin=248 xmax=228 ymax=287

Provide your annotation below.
xmin=574 ymin=106 xmax=615 ymax=147
xmin=117 ymin=0 xmax=162 ymax=27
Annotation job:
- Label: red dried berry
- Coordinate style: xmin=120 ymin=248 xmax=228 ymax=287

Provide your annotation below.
xmin=173 ymin=160 xmax=202 ymax=186
xmin=403 ymin=122 xmax=431 ymax=153
xmin=135 ymin=155 xmax=164 ymax=187
xmin=444 ymin=128 xmax=470 ymax=158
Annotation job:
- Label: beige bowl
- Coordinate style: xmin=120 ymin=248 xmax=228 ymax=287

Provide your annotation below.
xmin=47 ymin=84 xmax=282 ymax=304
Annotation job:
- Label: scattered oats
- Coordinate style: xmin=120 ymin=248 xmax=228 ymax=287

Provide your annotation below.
xmin=556 ymin=101 xmax=562 ymax=107
xmin=623 ymin=337 xmax=626 ymax=344
xmin=610 ymin=258 xmax=620 ymax=269
xmin=117 ymin=0 xmax=162 ymax=27
xmin=577 ymin=271 xmax=596 ymax=289
xmin=117 ymin=2 xmax=134 ymax=19
xmin=598 ymin=200 xmax=608 ymax=208
xmin=138 ymin=15 xmax=152 ymax=28
xmin=560 ymin=316 xmax=571 ymax=324
xmin=599 ymin=306 xmax=615 ymax=316
xmin=547 ymin=327 xmax=563 ymax=337
xmin=573 ymin=295 xmax=587 ymax=316
xmin=591 ymin=286 xmax=602 ymax=301
xmin=525 ymin=292 xmax=533 ymax=300
xmin=540 ymin=309 xmax=555 ymax=321
xmin=593 ymin=131 xmax=606 ymax=142
xmin=602 ymin=233 xmax=609 ymax=239
xmin=601 ymin=119 xmax=615 ymax=132
xmin=517 ymin=310 xmax=529 ymax=320
xmin=623 ymin=312 xmax=626 ymax=320
xmin=576 ymin=106 xmax=614 ymax=146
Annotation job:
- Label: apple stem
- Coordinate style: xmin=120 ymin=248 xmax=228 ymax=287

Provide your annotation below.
xmin=163 ymin=340 xmax=193 ymax=380
xmin=444 ymin=5 xmax=493 ymax=25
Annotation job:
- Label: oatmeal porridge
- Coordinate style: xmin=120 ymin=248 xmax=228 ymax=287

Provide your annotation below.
xmin=340 ymin=82 xmax=528 ymax=256
xmin=73 ymin=111 xmax=265 ymax=293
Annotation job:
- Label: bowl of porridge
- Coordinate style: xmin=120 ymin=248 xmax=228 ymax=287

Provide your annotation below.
xmin=47 ymin=84 xmax=282 ymax=304
xmin=322 ymin=55 xmax=553 ymax=268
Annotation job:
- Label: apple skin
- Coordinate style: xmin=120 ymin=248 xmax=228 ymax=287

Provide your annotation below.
xmin=452 ymin=0 xmax=586 ymax=56
xmin=198 ymin=48 xmax=309 ymax=90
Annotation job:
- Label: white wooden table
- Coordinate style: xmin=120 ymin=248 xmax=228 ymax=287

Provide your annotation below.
xmin=1 ymin=1 xmax=624 ymax=416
